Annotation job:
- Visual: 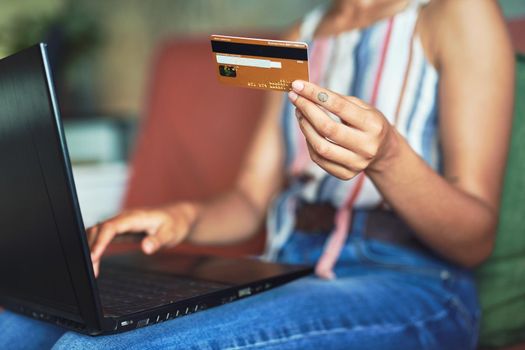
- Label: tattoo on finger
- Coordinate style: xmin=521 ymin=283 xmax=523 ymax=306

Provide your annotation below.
xmin=317 ymin=91 xmax=329 ymax=103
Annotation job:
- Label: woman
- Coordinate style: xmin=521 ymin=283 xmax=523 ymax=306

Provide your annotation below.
xmin=0 ymin=0 xmax=514 ymax=349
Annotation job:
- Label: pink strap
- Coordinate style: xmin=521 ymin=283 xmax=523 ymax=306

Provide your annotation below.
xmin=315 ymin=207 xmax=352 ymax=279
xmin=315 ymin=174 xmax=365 ymax=279
xmin=314 ymin=18 xmax=395 ymax=279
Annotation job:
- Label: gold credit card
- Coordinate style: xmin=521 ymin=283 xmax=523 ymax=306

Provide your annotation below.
xmin=210 ymin=34 xmax=309 ymax=91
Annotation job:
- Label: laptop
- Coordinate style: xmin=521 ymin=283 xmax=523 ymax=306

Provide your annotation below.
xmin=0 ymin=44 xmax=312 ymax=336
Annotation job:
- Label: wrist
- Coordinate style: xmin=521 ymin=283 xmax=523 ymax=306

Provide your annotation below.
xmin=366 ymin=126 xmax=405 ymax=176
xmin=164 ymin=201 xmax=202 ymax=239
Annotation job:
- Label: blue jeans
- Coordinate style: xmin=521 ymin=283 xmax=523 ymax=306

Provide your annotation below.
xmin=0 ymin=210 xmax=480 ymax=349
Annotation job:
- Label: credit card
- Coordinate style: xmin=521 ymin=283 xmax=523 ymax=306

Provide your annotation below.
xmin=210 ymin=34 xmax=309 ymax=91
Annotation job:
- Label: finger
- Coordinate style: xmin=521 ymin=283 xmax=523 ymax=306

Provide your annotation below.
xmin=293 ymin=106 xmax=372 ymax=157
xmin=87 ymin=224 xmax=100 ymax=248
xmin=141 ymin=225 xmax=176 ymax=255
xmin=297 ymin=112 xmax=368 ymax=172
xmin=290 ymin=80 xmax=372 ymax=129
xmin=306 ymin=144 xmax=359 ymax=181
xmin=90 ymin=222 xmax=118 ymax=263
xmin=87 ymin=225 xmax=101 ymax=277
xmin=93 ymin=260 xmax=100 ymax=278
xmin=91 ymin=213 xmax=153 ymax=261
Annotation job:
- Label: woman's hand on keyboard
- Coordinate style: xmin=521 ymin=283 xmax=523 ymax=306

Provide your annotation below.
xmin=87 ymin=202 xmax=200 ymax=277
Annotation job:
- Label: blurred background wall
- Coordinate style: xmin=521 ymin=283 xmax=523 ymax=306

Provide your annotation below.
xmin=0 ymin=0 xmax=326 ymax=117
xmin=0 ymin=0 xmax=523 ymax=119
xmin=0 ymin=0 xmax=524 ymax=225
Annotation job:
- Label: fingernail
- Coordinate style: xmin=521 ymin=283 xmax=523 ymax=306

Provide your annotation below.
xmin=292 ymin=80 xmax=304 ymax=92
xmin=143 ymin=240 xmax=153 ymax=254
xmin=288 ymin=91 xmax=298 ymax=101
xmin=294 ymin=108 xmax=302 ymax=119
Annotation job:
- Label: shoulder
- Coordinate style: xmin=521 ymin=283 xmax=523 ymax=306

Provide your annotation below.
xmin=420 ymin=0 xmax=513 ymax=71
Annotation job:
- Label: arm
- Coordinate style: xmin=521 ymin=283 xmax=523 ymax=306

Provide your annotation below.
xmin=89 ymin=90 xmax=286 ymax=273
xmin=389 ymin=0 xmax=514 ymax=266
xmin=89 ymin=26 xmax=303 ymax=275
xmin=289 ymin=0 xmax=514 ymax=267
xmin=153 ymin=23 xmax=303 ymax=245
xmin=183 ymin=90 xmax=286 ymax=245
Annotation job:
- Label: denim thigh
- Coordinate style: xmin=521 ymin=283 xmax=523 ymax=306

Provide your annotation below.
xmin=52 ymin=267 xmax=479 ymax=350
xmin=0 ymin=252 xmax=480 ymax=350
xmin=54 ymin=220 xmax=481 ymax=350
xmin=0 ymin=310 xmax=66 ymax=350
xmin=275 ymin=211 xmax=481 ymax=350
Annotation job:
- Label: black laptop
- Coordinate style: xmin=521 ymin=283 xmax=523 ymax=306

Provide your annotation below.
xmin=0 ymin=44 xmax=312 ymax=336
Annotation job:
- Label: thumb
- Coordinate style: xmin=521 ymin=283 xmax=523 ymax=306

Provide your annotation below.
xmin=141 ymin=225 xmax=174 ymax=255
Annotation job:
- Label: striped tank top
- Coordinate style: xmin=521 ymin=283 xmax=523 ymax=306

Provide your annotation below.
xmin=264 ymin=0 xmax=440 ymax=276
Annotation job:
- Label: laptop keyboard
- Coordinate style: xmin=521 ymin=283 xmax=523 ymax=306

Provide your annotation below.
xmin=97 ymin=265 xmax=228 ymax=316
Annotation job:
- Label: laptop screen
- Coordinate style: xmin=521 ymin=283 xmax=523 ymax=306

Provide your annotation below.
xmin=0 ymin=45 xmax=84 ymax=318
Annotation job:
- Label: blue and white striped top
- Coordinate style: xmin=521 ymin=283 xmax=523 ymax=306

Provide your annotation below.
xmin=264 ymin=0 xmax=439 ymax=265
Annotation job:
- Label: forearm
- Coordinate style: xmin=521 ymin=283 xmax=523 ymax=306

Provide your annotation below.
xmin=167 ymin=187 xmax=265 ymax=246
xmin=367 ymin=130 xmax=497 ymax=267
